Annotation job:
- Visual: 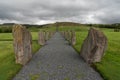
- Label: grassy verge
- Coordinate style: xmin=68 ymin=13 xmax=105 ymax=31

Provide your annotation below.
xmin=0 ymin=32 xmax=41 ymax=80
xmin=0 ymin=41 xmax=22 ymax=80
xmin=72 ymin=27 xmax=120 ymax=80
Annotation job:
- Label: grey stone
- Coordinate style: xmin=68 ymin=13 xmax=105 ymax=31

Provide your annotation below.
xmin=80 ymin=28 xmax=107 ymax=63
xmin=71 ymin=31 xmax=76 ymax=45
xmin=12 ymin=24 xmax=32 ymax=65
xmin=38 ymin=31 xmax=45 ymax=45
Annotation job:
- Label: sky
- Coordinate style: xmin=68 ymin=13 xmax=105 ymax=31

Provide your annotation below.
xmin=0 ymin=0 xmax=120 ymax=25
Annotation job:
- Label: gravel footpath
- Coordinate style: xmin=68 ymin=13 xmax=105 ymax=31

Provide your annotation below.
xmin=13 ymin=32 xmax=103 ymax=80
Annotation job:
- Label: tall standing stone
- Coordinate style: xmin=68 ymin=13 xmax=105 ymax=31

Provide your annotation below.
xmin=12 ymin=24 xmax=32 ymax=65
xmin=38 ymin=31 xmax=45 ymax=45
xmin=66 ymin=31 xmax=70 ymax=41
xmin=49 ymin=31 xmax=54 ymax=38
xmin=71 ymin=31 xmax=76 ymax=45
xmin=64 ymin=32 xmax=67 ymax=40
xmin=80 ymin=28 xmax=107 ymax=63
xmin=68 ymin=31 xmax=71 ymax=42
xmin=45 ymin=31 xmax=49 ymax=41
xmin=63 ymin=31 xmax=65 ymax=38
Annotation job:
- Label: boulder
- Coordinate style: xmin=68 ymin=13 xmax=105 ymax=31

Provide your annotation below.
xmin=12 ymin=24 xmax=32 ymax=65
xmin=80 ymin=28 xmax=107 ymax=63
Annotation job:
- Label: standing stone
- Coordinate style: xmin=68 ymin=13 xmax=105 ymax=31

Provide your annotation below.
xmin=49 ymin=32 xmax=52 ymax=38
xmin=12 ymin=24 xmax=32 ymax=65
xmin=64 ymin=31 xmax=66 ymax=39
xmin=38 ymin=31 xmax=45 ymax=45
xmin=63 ymin=31 xmax=65 ymax=38
xmin=45 ymin=31 xmax=49 ymax=41
xmin=49 ymin=31 xmax=54 ymax=38
xmin=71 ymin=31 xmax=76 ymax=45
xmin=65 ymin=31 xmax=68 ymax=40
xmin=68 ymin=31 xmax=71 ymax=42
xmin=66 ymin=31 xmax=70 ymax=41
xmin=61 ymin=31 xmax=64 ymax=37
xmin=80 ymin=28 xmax=107 ymax=63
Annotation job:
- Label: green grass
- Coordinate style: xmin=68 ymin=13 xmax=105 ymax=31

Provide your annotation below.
xmin=67 ymin=27 xmax=120 ymax=80
xmin=94 ymin=32 xmax=120 ymax=80
xmin=59 ymin=25 xmax=120 ymax=80
xmin=0 ymin=33 xmax=13 ymax=41
xmin=0 ymin=31 xmax=41 ymax=80
xmin=39 ymin=26 xmax=56 ymax=31
xmin=59 ymin=26 xmax=89 ymax=32
xmin=0 ymin=41 xmax=22 ymax=80
xmin=64 ymin=77 xmax=70 ymax=80
xmin=30 ymin=74 xmax=40 ymax=80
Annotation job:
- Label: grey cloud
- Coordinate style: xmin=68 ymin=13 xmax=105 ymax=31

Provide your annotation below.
xmin=0 ymin=0 xmax=120 ymax=24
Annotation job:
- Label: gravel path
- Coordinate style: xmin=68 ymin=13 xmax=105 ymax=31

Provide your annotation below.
xmin=13 ymin=32 xmax=103 ymax=80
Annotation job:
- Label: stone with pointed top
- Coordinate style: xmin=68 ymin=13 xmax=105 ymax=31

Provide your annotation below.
xmin=12 ymin=24 xmax=32 ymax=65
xmin=80 ymin=28 xmax=107 ymax=63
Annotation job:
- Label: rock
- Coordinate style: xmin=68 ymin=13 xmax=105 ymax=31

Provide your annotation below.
xmin=71 ymin=31 xmax=76 ymax=45
xmin=45 ymin=31 xmax=49 ymax=41
xmin=49 ymin=32 xmax=54 ymax=38
xmin=80 ymin=28 xmax=107 ymax=63
xmin=12 ymin=24 xmax=32 ymax=65
xmin=63 ymin=31 xmax=65 ymax=38
xmin=66 ymin=31 xmax=71 ymax=41
xmin=68 ymin=31 xmax=71 ymax=42
xmin=38 ymin=31 xmax=45 ymax=45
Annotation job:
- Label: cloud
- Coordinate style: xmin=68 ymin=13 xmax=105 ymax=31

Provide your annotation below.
xmin=0 ymin=0 xmax=120 ymax=24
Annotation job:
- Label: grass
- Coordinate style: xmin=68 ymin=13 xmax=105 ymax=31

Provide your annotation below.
xmin=0 ymin=33 xmax=13 ymax=41
xmin=64 ymin=77 xmax=70 ymax=80
xmin=62 ymin=26 xmax=120 ymax=80
xmin=94 ymin=32 xmax=120 ymax=80
xmin=0 ymin=31 xmax=41 ymax=80
xmin=0 ymin=41 xmax=22 ymax=80
xmin=0 ymin=25 xmax=120 ymax=80
xmin=30 ymin=74 xmax=40 ymax=80
xmin=59 ymin=25 xmax=89 ymax=31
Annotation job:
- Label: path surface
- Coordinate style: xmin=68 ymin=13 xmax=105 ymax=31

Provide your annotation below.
xmin=13 ymin=32 xmax=103 ymax=80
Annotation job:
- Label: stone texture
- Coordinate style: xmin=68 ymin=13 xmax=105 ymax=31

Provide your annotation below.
xmin=45 ymin=31 xmax=49 ymax=41
xmin=12 ymin=24 xmax=32 ymax=65
xmin=67 ymin=31 xmax=71 ymax=41
xmin=68 ymin=31 xmax=71 ymax=42
xmin=63 ymin=31 xmax=65 ymax=38
xmin=80 ymin=28 xmax=107 ymax=63
xmin=71 ymin=31 xmax=76 ymax=45
xmin=38 ymin=31 xmax=45 ymax=45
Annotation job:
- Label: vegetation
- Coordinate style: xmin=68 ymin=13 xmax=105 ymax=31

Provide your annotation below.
xmin=95 ymin=32 xmax=120 ymax=80
xmin=0 ymin=25 xmax=12 ymax=33
xmin=0 ymin=26 xmax=41 ymax=80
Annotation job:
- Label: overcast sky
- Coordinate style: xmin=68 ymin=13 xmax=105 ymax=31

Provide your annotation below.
xmin=0 ymin=0 xmax=120 ymax=24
